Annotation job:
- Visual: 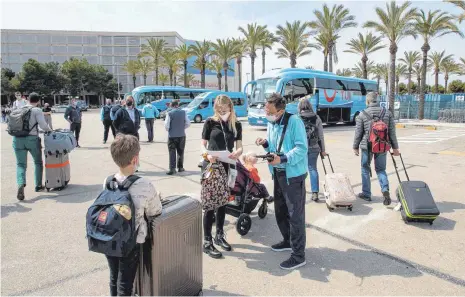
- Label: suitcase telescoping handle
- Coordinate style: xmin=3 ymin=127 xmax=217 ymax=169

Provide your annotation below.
xmin=320 ymin=153 xmax=334 ymax=175
xmin=390 ymin=152 xmax=410 ymax=183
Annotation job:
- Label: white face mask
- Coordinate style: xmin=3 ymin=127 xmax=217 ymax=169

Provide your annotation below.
xmin=15 ymin=95 xmax=21 ymax=100
xmin=266 ymin=115 xmax=277 ymax=123
xmin=220 ymin=112 xmax=231 ymax=122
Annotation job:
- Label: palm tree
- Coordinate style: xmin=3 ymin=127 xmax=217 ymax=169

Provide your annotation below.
xmin=372 ymin=64 xmax=385 ymax=92
xmin=399 ymin=51 xmax=421 ymax=94
xmin=308 ymin=4 xmax=357 ymax=73
xmin=139 ymin=38 xmax=167 ymax=85
xmin=122 ymin=60 xmax=140 ymax=89
xmin=260 ymin=31 xmax=278 ymax=74
xmin=444 ymin=0 xmax=465 ymax=23
xmin=429 ymin=51 xmax=454 ymax=92
xmin=377 ymin=63 xmax=390 ymax=95
xmin=460 ymin=57 xmax=465 ymax=74
xmin=313 ymin=33 xmax=330 ymax=71
xmin=238 ymin=23 xmax=267 ymax=80
xmin=395 ymin=64 xmax=408 ymax=95
xmin=344 ymin=32 xmax=385 ymax=79
xmin=137 ymin=58 xmax=153 ymax=86
xmin=232 ymin=38 xmax=247 ymax=91
xmin=364 ymin=1 xmax=417 ymax=113
xmin=177 ymin=72 xmax=195 ymax=87
xmin=208 ymin=59 xmax=223 ymax=90
xmin=189 ymin=40 xmax=211 ymax=88
xmin=441 ymin=59 xmax=460 ymax=92
xmin=414 ymin=9 xmax=462 ymax=119
xmin=336 ymin=68 xmax=352 ymax=76
xmin=157 ymin=73 xmax=169 ymax=86
xmin=412 ymin=63 xmax=423 ymax=94
xmin=172 ymin=62 xmax=182 ymax=87
xmin=161 ymin=49 xmax=179 ymax=86
xmin=352 ymin=61 xmax=374 ymax=78
xmin=212 ymin=38 xmax=236 ymax=92
xmin=275 ymin=21 xmax=314 ymax=68
xmin=177 ymin=44 xmax=192 ymax=88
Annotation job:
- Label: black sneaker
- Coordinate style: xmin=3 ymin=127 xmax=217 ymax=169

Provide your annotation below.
xmin=279 ymin=257 xmax=307 ymax=270
xmin=357 ymin=193 xmax=372 ymax=202
xmin=35 ymin=185 xmax=44 ymax=192
xmin=311 ymin=192 xmax=319 ymax=202
xmin=271 ymin=241 xmax=292 ymax=252
xmin=203 ymin=241 xmax=222 ymax=259
xmin=17 ymin=185 xmax=25 ymax=201
xmin=178 ymin=168 xmax=185 ymax=173
xmin=103 ymin=141 xmax=106 ymax=144
xmin=383 ymin=191 xmax=391 ymax=206
xmin=166 ymin=170 xmax=175 ymax=175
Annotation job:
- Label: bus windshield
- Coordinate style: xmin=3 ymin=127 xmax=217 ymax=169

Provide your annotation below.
xmin=251 ymin=78 xmax=278 ymax=104
xmin=187 ymin=93 xmax=209 ymax=108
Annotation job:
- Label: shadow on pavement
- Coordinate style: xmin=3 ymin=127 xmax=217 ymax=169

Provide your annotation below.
xmin=21 ymin=184 xmax=102 ymax=204
xmin=305 ymin=196 xmax=373 ymax=216
xmin=436 ymin=201 xmax=465 ymax=214
xmin=203 ymin=288 xmax=244 ymax=296
xmin=137 ymin=170 xmax=200 ymax=177
xmin=406 ymin=216 xmax=457 ymax=231
xmin=1 ymin=203 xmax=32 ymax=218
xmin=76 ymin=146 xmax=108 ymax=151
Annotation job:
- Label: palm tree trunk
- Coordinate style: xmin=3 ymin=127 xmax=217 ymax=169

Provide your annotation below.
xmin=224 ymin=68 xmax=228 ymax=92
xmin=323 ymin=53 xmax=328 ymax=71
xmin=388 ymin=42 xmax=397 ymax=114
xmin=417 ymin=76 xmax=421 ymax=95
xmin=419 ymin=43 xmax=429 ymax=120
xmin=377 ymin=77 xmax=380 ymax=93
xmin=169 ymin=71 xmax=173 ymax=86
xmin=362 ymin=56 xmax=368 ymax=79
xmin=201 ymin=61 xmax=206 ymax=88
xmin=133 ymin=75 xmax=136 ymax=89
xmin=290 ymin=54 xmax=296 ymax=68
xmin=144 ymin=75 xmax=147 ymax=85
xmin=396 ymin=78 xmax=400 ymax=95
xmin=155 ymin=56 xmax=159 ymax=85
xmin=407 ymin=71 xmax=412 ymax=95
xmin=434 ymin=71 xmax=439 ymax=92
xmin=251 ymin=54 xmax=255 ymax=81
xmin=385 ymin=81 xmax=388 ymax=95
xmin=217 ymin=74 xmax=222 ymax=90
xmin=174 ymin=75 xmax=177 ymax=86
xmin=184 ymin=60 xmax=188 ymax=88
xmin=328 ymin=47 xmax=333 ymax=73
xmin=237 ymin=58 xmax=242 ymax=92
xmin=445 ymin=74 xmax=449 ymax=93
xmin=262 ymin=49 xmax=266 ymax=74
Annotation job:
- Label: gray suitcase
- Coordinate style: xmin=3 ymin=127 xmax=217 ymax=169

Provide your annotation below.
xmin=135 ymin=195 xmax=203 ymax=296
xmin=44 ymin=152 xmax=70 ymax=191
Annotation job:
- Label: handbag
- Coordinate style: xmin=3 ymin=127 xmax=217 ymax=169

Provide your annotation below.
xmin=200 ymin=163 xmax=230 ymax=211
xmin=219 ymin=121 xmax=238 ymax=189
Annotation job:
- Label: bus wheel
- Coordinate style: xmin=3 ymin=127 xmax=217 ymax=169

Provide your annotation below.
xmin=194 ymin=115 xmax=202 ymax=123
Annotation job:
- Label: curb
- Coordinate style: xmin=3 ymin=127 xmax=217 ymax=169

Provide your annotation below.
xmin=396 ymin=123 xmax=438 ymax=130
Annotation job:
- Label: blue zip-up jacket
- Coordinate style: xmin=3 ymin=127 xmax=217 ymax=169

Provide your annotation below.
xmin=100 ymin=104 xmax=112 ymax=121
xmin=142 ymin=104 xmax=159 ymax=119
xmin=264 ymin=112 xmax=308 ymax=179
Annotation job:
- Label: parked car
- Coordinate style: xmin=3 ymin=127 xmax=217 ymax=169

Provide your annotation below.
xmin=51 ymin=105 xmax=68 ymax=113
xmin=159 ymin=102 xmax=190 ymax=120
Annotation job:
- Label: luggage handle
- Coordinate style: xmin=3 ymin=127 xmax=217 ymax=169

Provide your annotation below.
xmin=320 ymin=153 xmax=334 ymax=175
xmin=390 ymin=151 xmax=410 ymax=183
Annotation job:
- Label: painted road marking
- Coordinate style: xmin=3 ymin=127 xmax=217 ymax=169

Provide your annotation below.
xmin=398 ymin=129 xmax=465 ymax=144
xmin=437 ymin=150 xmax=465 ymax=157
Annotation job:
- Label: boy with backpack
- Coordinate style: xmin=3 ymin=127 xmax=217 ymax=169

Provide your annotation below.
xmin=8 ymin=93 xmax=52 ymax=200
xmin=353 ymin=92 xmax=400 ymax=206
xmin=86 ymin=134 xmax=162 ymax=296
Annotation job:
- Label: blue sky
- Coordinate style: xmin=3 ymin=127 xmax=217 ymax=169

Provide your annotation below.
xmin=2 ymin=0 xmax=464 ymax=88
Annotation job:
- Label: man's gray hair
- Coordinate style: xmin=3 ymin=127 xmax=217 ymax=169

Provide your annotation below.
xmin=297 ymin=98 xmax=314 ymax=113
xmin=106 ymin=98 xmax=112 ymax=104
xmin=366 ymin=92 xmax=379 ymax=104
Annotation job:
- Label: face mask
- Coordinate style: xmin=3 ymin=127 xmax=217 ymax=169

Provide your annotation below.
xmin=220 ymin=112 xmax=230 ymax=122
xmin=127 ymin=101 xmax=133 ymax=107
xmin=266 ymin=115 xmax=277 ymax=123
xmin=15 ymin=95 xmax=21 ymax=100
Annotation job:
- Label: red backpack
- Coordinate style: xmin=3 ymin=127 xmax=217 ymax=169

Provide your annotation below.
xmin=362 ymin=108 xmax=391 ymax=153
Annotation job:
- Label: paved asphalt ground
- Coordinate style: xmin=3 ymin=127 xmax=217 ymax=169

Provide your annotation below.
xmin=1 ymin=110 xmax=465 ymax=296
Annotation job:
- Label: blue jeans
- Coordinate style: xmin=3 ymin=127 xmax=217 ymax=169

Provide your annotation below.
xmin=307 ymin=151 xmax=320 ymax=193
xmin=361 ymin=150 xmax=389 ymax=197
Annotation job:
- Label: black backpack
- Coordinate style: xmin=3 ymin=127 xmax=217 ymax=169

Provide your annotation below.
xmin=103 ymin=105 xmax=112 ymax=121
xmin=86 ymin=175 xmax=140 ymax=257
xmin=304 ymin=115 xmax=319 ymax=146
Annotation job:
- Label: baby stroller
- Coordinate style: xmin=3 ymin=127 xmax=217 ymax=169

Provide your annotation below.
xmin=225 ymin=161 xmax=271 ymax=236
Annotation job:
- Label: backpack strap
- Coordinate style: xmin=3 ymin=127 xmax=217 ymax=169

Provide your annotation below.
xmin=120 ymin=175 xmax=141 ymax=190
xmin=379 ymin=107 xmax=387 ymax=120
xmin=105 ymin=175 xmax=117 ymax=190
xmin=277 ymin=112 xmax=292 ymax=154
xmin=362 ymin=110 xmax=372 ymax=121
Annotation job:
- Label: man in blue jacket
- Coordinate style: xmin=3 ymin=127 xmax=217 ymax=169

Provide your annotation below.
xmin=100 ymin=99 xmax=116 ymax=144
xmin=142 ymin=101 xmax=159 ymax=142
xmin=256 ymin=93 xmax=308 ymax=270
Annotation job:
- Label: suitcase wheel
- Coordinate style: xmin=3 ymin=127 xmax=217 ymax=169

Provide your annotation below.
xmin=326 ymin=204 xmax=334 ymax=212
xmin=236 ymin=213 xmax=252 ymax=236
xmin=198 ymin=290 xmax=203 ymax=296
xmin=258 ymin=201 xmax=267 ymax=219
xmin=348 ymin=206 xmax=353 ymax=211
xmin=46 ymin=187 xmax=50 ymax=192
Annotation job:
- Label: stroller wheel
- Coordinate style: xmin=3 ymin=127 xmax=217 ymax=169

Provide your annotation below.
xmin=236 ymin=214 xmax=252 ymax=236
xmin=258 ymin=202 xmax=267 ymax=219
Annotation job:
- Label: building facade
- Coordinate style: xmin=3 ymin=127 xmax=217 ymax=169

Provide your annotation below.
xmin=1 ymin=29 xmax=239 ymax=100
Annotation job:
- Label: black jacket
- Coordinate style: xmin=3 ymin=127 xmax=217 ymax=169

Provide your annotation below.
xmin=113 ymin=107 xmax=141 ymax=136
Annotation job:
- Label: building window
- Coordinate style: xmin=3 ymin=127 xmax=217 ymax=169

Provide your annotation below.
xmin=21 ymin=34 xmax=37 ymax=43
xmin=52 ymin=35 xmax=67 ymax=44
xmin=113 ymin=46 xmax=127 ymax=55
xmin=68 ymin=46 xmax=83 ymax=54
xmin=102 ymin=56 xmax=113 ymax=65
xmin=52 ymin=46 xmax=67 ymax=54
xmin=9 ymin=54 xmax=21 ymax=63
xmin=36 ymin=35 xmax=50 ymax=44
xmin=21 ymin=55 xmax=39 ymax=63
xmin=102 ymin=46 xmax=113 ymax=55
xmin=2 ymin=54 xmax=10 ymax=63
xmin=67 ymin=36 xmax=83 ymax=44
xmin=114 ymin=37 xmax=127 ymax=45
xmin=38 ymin=55 xmax=52 ymax=63
xmin=83 ymin=36 xmax=98 ymax=45
xmin=128 ymin=47 xmax=140 ymax=55
xmin=101 ymin=36 xmax=112 ymax=45
xmin=21 ymin=45 xmax=38 ymax=53
xmin=86 ymin=56 xmax=98 ymax=64
xmin=53 ymin=56 xmax=68 ymax=63
xmin=114 ymin=56 xmax=127 ymax=65
xmin=128 ymin=37 xmax=140 ymax=46
xmin=8 ymin=34 xmax=21 ymax=43
xmin=10 ymin=64 xmax=22 ymax=72
xmin=83 ymin=46 xmax=98 ymax=54
xmin=8 ymin=44 xmax=21 ymax=53
xmin=37 ymin=46 xmax=51 ymax=54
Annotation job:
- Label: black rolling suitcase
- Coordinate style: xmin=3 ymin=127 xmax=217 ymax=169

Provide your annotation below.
xmin=391 ymin=153 xmax=440 ymax=225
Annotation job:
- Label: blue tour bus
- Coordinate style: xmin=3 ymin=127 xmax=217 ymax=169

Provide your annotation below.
xmin=184 ymin=91 xmax=248 ymax=123
xmin=246 ymin=68 xmax=378 ymax=126
xmin=131 ymin=86 xmax=210 ymax=112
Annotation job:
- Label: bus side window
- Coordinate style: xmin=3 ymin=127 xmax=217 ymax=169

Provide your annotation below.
xmin=139 ymin=93 xmax=147 ymax=105
xmin=199 ymin=101 xmax=209 ymax=109
xmin=284 ymin=78 xmax=313 ymax=103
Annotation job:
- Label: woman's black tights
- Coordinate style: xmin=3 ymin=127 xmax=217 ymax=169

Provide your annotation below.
xmin=203 ymin=205 xmax=226 ymax=240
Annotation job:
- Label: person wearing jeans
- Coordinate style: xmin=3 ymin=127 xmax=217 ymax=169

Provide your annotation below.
xmin=64 ymin=98 xmax=82 ymax=148
xmin=101 ymin=99 xmax=116 ymax=144
xmin=13 ymin=93 xmax=52 ymax=200
xmin=298 ymin=98 xmax=326 ymax=201
xmin=353 ymin=92 xmax=400 ymax=205
xmin=164 ymin=100 xmax=190 ymax=175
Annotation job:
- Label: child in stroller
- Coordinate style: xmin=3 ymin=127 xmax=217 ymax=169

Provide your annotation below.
xmin=225 ymin=152 xmax=273 ymax=236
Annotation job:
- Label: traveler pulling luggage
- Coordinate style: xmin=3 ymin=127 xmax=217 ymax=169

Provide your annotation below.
xmin=321 ymin=154 xmax=356 ymax=211
xmin=391 ymin=153 xmax=440 ymax=225
xmin=134 ymin=195 xmax=203 ymax=296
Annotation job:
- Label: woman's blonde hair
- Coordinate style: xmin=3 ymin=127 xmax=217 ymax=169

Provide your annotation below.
xmin=212 ymin=95 xmax=237 ymax=136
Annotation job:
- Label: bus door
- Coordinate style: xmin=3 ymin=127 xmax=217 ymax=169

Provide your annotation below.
xmin=243 ymin=81 xmax=255 ymax=107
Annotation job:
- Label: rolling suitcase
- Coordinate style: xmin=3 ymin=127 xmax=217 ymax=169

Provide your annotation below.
xmin=391 ymin=153 xmax=440 ymax=225
xmin=322 ymin=154 xmax=356 ymax=212
xmin=44 ymin=152 xmax=70 ymax=191
xmin=134 ymin=195 xmax=203 ymax=296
